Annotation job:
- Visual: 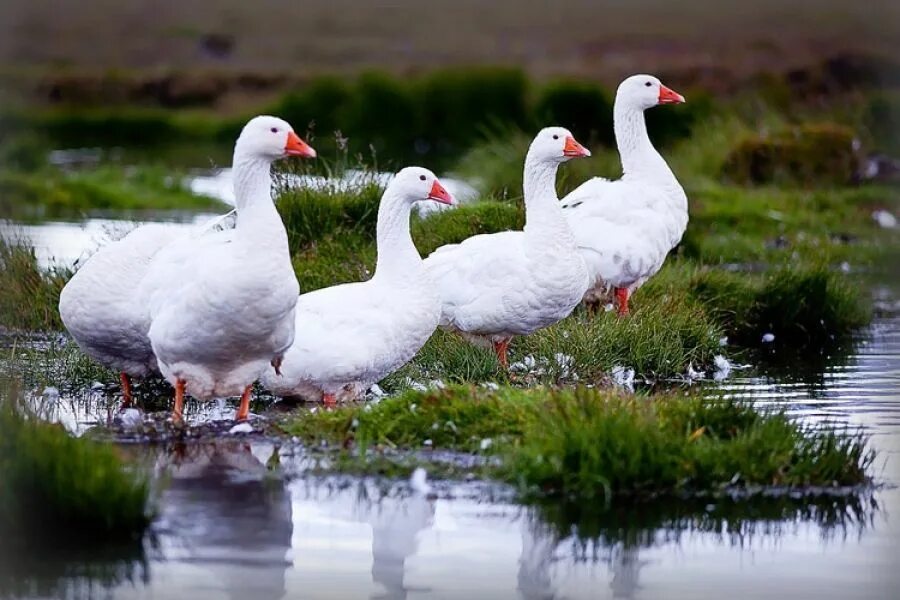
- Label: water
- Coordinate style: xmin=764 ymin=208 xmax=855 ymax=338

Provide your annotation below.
xmin=1 ymin=214 xmax=220 ymax=269
xmin=1 ymin=315 xmax=897 ymax=599
xmin=2 ymin=204 xmax=899 ymax=598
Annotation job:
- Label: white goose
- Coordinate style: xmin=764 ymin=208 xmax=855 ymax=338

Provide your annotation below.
xmin=261 ymin=167 xmax=453 ymax=404
xmin=560 ymin=74 xmax=688 ymax=315
xmin=138 ymin=115 xmax=315 ymax=421
xmin=59 ymin=223 xmax=182 ymax=402
xmin=423 ymin=127 xmax=591 ymax=367
xmin=57 ymin=136 xmax=257 ymax=405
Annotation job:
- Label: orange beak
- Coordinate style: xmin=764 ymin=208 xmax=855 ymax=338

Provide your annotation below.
xmin=427 ymin=179 xmax=454 ymax=205
xmin=658 ymin=85 xmax=686 ymax=105
xmin=563 ymin=136 xmax=591 ymax=158
xmin=284 ymin=131 xmax=317 ymax=158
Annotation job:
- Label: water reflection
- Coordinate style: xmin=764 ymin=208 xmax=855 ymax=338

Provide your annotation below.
xmin=0 ymin=538 xmax=147 ymax=600
xmin=1 ymin=318 xmax=897 ymax=597
xmin=531 ymin=493 xmax=879 ymax=554
xmin=0 ymin=442 xmax=887 ymax=600
xmin=517 ymin=515 xmax=557 ymax=600
xmin=286 ymin=478 xmax=436 ymax=600
xmin=364 ymin=492 xmax=435 ymax=599
xmin=0 ymin=215 xmax=219 ymax=269
xmin=144 ymin=440 xmax=293 ymax=600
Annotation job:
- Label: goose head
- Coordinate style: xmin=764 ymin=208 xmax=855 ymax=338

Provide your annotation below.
xmin=235 ymin=115 xmax=317 ymax=160
xmin=389 ymin=167 xmax=455 ymax=206
xmin=617 ymin=75 xmax=686 ymax=110
xmin=529 ymin=127 xmax=591 ymax=163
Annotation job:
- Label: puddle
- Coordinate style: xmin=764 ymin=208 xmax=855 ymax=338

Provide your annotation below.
xmin=2 ymin=314 xmax=899 ymax=598
xmin=0 ymin=214 xmax=221 ymax=269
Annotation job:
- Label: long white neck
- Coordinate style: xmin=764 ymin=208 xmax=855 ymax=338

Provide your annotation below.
xmin=231 ymin=151 xmax=288 ymax=250
xmin=373 ymin=189 xmax=420 ymax=282
xmin=614 ymin=100 xmax=676 ymax=183
xmin=522 ymin=151 xmax=571 ymax=242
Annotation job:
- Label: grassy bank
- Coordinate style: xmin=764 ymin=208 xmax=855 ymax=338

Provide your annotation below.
xmin=281 ymin=385 xmax=874 ymax=499
xmin=0 ymin=384 xmax=151 ymax=542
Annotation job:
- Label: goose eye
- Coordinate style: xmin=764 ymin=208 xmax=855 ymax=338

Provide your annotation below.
xmin=419 ymin=175 xmax=426 ymax=181
xmin=270 ymin=127 xmax=279 ymax=133
xmin=644 ymin=81 xmax=652 ymax=87
xmin=552 ymin=134 xmax=559 ymax=140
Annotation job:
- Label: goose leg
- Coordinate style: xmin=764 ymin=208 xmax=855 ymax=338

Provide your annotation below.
xmin=323 ymin=393 xmax=337 ymax=408
xmin=614 ymin=288 xmax=630 ymax=317
xmin=235 ymin=385 xmax=252 ymax=422
xmin=119 ymin=372 xmax=133 ymax=408
xmin=172 ymin=379 xmax=186 ymax=423
xmin=492 ymin=339 xmax=510 ymax=368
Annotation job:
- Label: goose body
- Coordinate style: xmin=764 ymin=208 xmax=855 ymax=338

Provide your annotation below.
xmin=138 ymin=116 xmax=315 ymax=419
xmin=560 ymin=75 xmax=688 ymax=314
xmin=58 ymin=223 xmax=181 ymax=379
xmin=424 ymin=127 xmax=591 ymax=365
xmin=262 ymin=168 xmax=453 ymax=403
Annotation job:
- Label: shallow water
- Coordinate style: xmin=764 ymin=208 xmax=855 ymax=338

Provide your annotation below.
xmin=0 ymin=213 xmax=220 ymax=269
xmin=2 ymin=315 xmax=898 ymax=599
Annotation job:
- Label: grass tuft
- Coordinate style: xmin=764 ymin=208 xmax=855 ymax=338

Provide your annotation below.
xmin=0 ymin=239 xmax=68 ymax=331
xmin=277 ymin=180 xmax=383 ymax=253
xmin=0 ymin=383 xmax=151 ymax=542
xmin=280 ymin=385 xmax=875 ymax=500
xmin=689 ymin=264 xmax=870 ymax=346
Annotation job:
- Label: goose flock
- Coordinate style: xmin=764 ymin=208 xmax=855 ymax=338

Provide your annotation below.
xmin=59 ymin=74 xmax=689 ymax=421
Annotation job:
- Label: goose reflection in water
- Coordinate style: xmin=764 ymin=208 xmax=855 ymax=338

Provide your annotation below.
xmin=148 ymin=440 xmax=293 ymax=600
xmin=517 ymin=511 xmax=649 ymax=600
xmin=359 ymin=490 xmax=436 ymax=600
xmin=288 ymin=477 xmax=436 ymax=600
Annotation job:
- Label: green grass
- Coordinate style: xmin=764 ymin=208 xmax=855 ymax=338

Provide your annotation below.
xmin=384 ymin=290 xmax=722 ymax=387
xmin=276 ymin=179 xmax=383 ymax=253
xmin=1 ymin=107 xmax=222 ymax=148
xmin=0 ymin=383 xmax=151 ymax=542
xmin=0 ymin=239 xmax=68 ymax=331
xmin=688 ymin=264 xmax=871 ymax=346
xmin=280 ymin=384 xmax=874 ymax=500
xmin=280 ymin=185 xmax=871 ymax=383
xmin=678 ymin=183 xmax=900 ymax=266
